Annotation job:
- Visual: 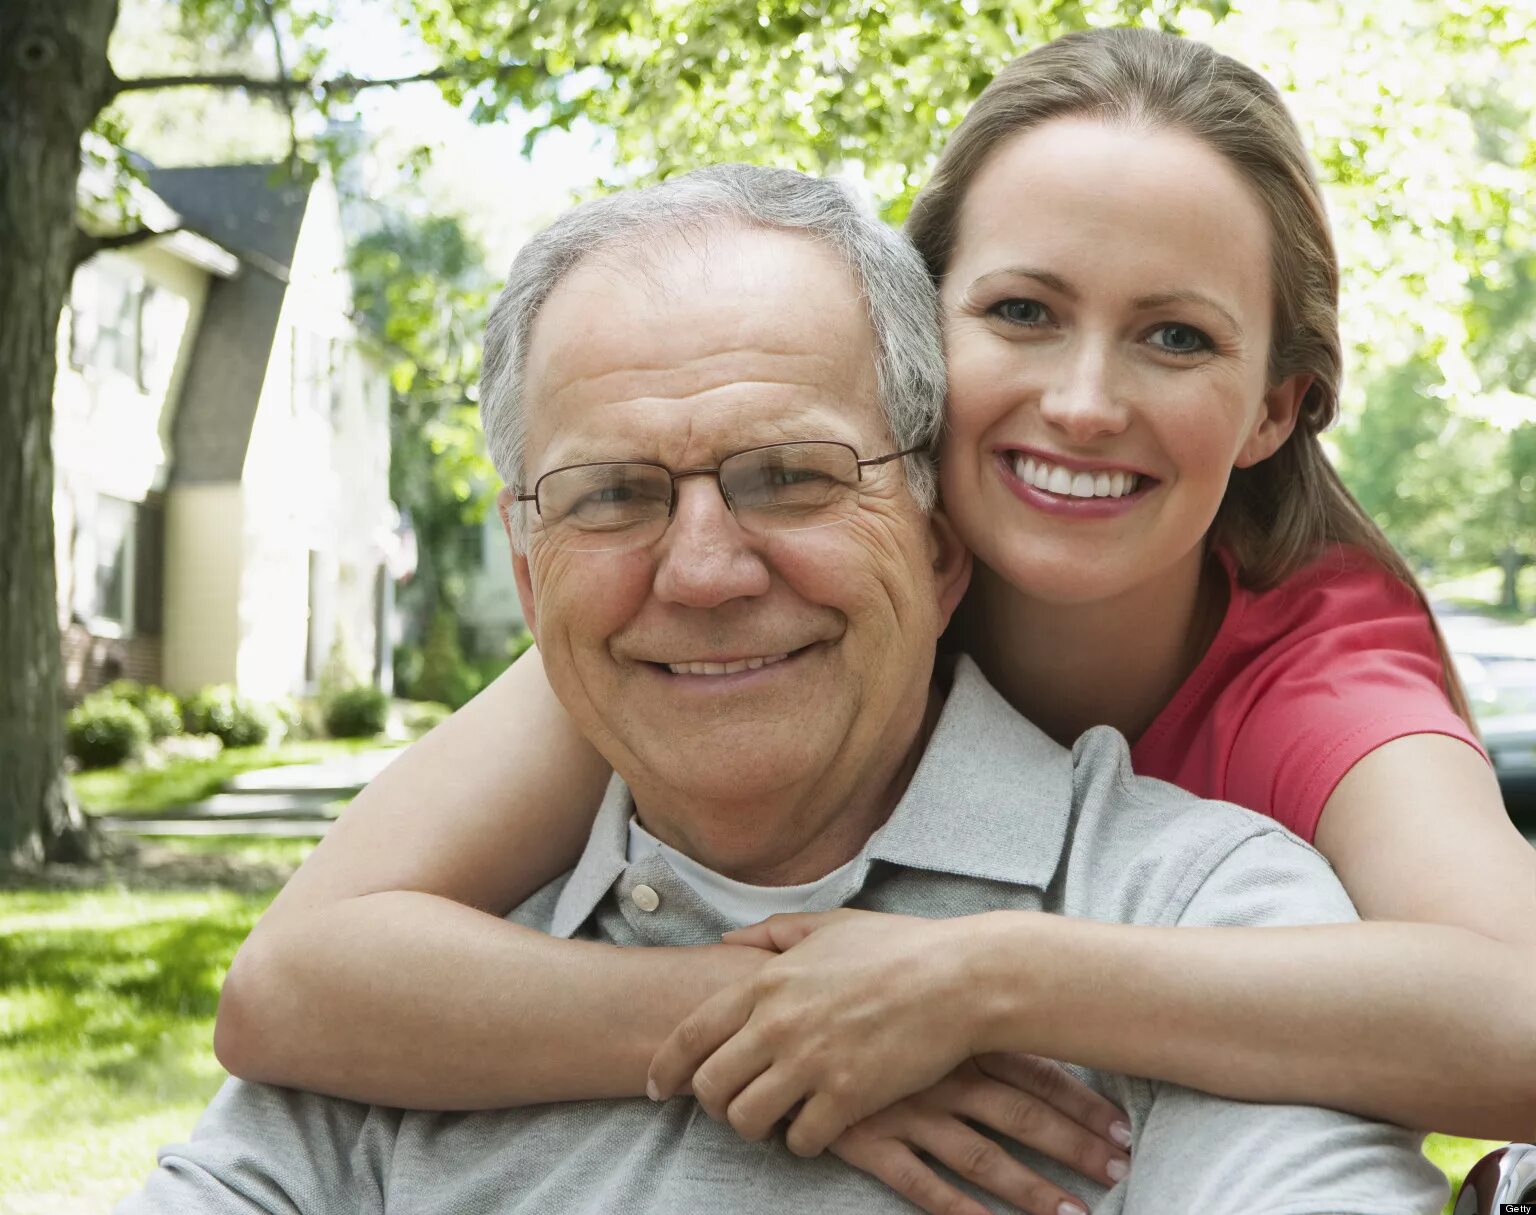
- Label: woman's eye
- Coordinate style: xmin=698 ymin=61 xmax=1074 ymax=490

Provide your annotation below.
xmin=1148 ymin=323 xmax=1213 ymax=356
xmin=990 ymin=298 xmax=1049 ymax=327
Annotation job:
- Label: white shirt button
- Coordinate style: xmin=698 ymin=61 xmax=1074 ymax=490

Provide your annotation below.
xmin=631 ymin=884 xmax=660 ymax=913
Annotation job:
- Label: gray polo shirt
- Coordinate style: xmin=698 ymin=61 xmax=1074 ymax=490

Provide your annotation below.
xmin=119 ymin=657 xmax=1447 ymax=1215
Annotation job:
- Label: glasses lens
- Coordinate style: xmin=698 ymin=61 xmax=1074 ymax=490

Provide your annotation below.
xmin=721 ymin=442 xmax=860 ymax=533
xmin=535 ymin=463 xmax=672 ymax=551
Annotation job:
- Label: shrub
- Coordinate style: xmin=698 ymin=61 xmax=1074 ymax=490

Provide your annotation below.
xmin=323 ymin=684 xmax=389 ymax=738
xmin=182 ymin=685 xmax=276 ymax=749
xmin=415 ymin=611 xmax=479 ymax=708
xmin=400 ymin=700 xmax=451 ymax=737
xmin=67 ymin=697 xmax=151 ymax=769
xmin=269 ymin=695 xmax=321 ymax=742
xmin=103 ymin=679 xmax=182 ymax=740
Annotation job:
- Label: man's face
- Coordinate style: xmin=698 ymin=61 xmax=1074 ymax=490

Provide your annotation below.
xmin=505 ymin=226 xmax=968 ymax=877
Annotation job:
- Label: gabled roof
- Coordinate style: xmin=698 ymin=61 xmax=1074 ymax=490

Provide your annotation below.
xmin=146 ymin=165 xmax=315 ymax=485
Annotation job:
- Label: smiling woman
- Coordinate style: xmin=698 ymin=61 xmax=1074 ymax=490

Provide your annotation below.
xmin=210 ymin=25 xmax=1535 ymax=1215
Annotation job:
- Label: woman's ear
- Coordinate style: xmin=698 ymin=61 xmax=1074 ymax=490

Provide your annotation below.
xmin=1237 ymin=373 xmax=1312 ymax=469
xmin=927 ymin=505 xmax=973 ymax=633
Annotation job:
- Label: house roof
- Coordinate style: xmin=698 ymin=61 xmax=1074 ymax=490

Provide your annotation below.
xmin=146 ymin=164 xmax=314 ymax=485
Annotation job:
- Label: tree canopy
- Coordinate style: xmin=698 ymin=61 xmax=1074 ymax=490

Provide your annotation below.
xmin=3 ymin=0 xmax=1533 ymax=864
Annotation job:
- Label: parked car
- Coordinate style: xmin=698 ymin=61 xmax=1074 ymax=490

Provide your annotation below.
xmin=1440 ymin=614 xmax=1536 ymax=822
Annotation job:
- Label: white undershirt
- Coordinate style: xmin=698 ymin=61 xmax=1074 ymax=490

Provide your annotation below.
xmin=626 ymin=817 xmax=860 ymax=928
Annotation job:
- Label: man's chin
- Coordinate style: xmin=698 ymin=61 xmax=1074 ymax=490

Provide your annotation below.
xmin=627 ymin=728 xmax=829 ymax=801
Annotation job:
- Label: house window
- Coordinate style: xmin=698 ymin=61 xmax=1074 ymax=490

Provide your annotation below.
xmin=70 ymin=261 xmax=151 ymax=388
xmin=91 ymin=495 xmax=137 ymax=637
xmin=291 ymin=327 xmax=334 ymax=419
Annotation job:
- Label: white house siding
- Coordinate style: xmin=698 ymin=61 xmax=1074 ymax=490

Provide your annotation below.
xmin=235 ymin=175 xmax=392 ymax=697
xmin=53 ymin=242 xmax=213 ymax=696
xmin=161 ymin=484 xmax=244 ymax=693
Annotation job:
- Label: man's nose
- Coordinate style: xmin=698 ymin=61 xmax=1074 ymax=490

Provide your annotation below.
xmin=1037 ymin=341 xmax=1131 ymax=443
xmin=651 ymin=477 xmax=772 ymax=608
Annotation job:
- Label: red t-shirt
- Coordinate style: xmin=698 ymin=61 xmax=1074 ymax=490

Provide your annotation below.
xmin=1130 ymin=545 xmax=1486 ymax=844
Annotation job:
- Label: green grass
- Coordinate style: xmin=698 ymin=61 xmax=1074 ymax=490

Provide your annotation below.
xmin=0 ymin=884 xmax=281 ymax=1213
xmin=69 ymin=736 xmax=402 ymax=817
xmin=0 ymin=857 xmax=1507 ymax=1212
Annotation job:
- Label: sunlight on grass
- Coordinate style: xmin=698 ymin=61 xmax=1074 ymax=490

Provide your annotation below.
xmin=147 ymin=835 xmax=319 ymax=869
xmin=69 ymin=737 xmax=404 ymax=816
xmin=0 ymin=886 xmax=278 ymax=1210
xmin=0 ymin=876 xmax=1506 ymax=1212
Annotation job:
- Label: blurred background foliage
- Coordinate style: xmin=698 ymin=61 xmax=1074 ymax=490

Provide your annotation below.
xmin=99 ymin=0 xmax=1536 ymax=637
xmin=4 ymin=3 xmax=1530 ymax=1209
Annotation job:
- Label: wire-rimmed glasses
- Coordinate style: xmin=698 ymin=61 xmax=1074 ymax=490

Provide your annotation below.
xmin=514 ymin=439 xmax=922 ymax=553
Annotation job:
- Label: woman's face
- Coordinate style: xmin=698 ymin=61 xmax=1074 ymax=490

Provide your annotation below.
xmin=938 ymin=117 xmax=1305 ymax=607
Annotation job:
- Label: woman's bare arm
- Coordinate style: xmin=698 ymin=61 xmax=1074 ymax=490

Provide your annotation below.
xmin=653 ymin=734 xmax=1536 ymax=1143
xmin=215 ymin=646 xmax=766 ymax=1107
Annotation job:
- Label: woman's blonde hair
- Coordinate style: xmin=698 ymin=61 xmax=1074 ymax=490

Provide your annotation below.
xmin=907 ymin=26 xmax=1475 ymax=726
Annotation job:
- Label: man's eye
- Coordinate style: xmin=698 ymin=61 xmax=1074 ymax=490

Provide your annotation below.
xmin=767 ymin=466 xmax=830 ymax=488
xmin=1148 ymin=323 xmax=1213 ymax=356
xmin=990 ymin=299 xmax=1049 ymax=327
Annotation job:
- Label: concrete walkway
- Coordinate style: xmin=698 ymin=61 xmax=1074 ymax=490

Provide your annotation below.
xmin=102 ymin=746 xmax=404 ymax=838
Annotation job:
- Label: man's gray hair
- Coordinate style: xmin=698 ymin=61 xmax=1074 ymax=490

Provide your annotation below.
xmin=479 ymin=164 xmax=947 ymax=526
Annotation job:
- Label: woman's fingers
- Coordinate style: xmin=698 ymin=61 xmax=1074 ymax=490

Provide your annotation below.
xmin=687 ymin=1029 xmax=774 ymax=1123
xmin=831 ymin=1129 xmax=994 ymax=1215
xmin=725 ymin=1066 xmax=810 ymax=1142
xmin=907 ymin=1113 xmax=1090 ymax=1215
xmin=784 ymin=1089 xmax=853 ymax=1158
xmin=721 ymin=911 xmax=835 ymax=952
xmin=648 ymin=983 xmax=754 ymax=1101
xmin=945 ymin=1072 xmax=1129 ymax=1188
xmin=975 ymin=1053 xmax=1132 ymax=1151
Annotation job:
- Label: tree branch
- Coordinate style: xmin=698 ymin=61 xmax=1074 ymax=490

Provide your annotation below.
xmin=73 ymin=226 xmax=183 ymax=268
xmin=109 ymin=65 xmax=471 ymax=99
xmin=258 ymin=0 xmax=301 ymax=177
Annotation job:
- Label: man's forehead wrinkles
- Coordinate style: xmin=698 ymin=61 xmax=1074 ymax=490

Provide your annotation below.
xmin=542 ymin=346 xmax=838 ymax=407
xmin=540 ymin=406 xmax=851 ymax=470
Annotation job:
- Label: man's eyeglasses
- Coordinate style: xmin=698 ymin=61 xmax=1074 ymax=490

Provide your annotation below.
xmin=514 ymin=440 xmax=923 ymax=553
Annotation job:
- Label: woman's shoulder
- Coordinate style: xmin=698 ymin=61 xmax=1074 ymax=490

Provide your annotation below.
xmin=1220 ymin=542 xmax=1429 ymax=647
xmin=1133 ymin=543 xmax=1472 ymax=838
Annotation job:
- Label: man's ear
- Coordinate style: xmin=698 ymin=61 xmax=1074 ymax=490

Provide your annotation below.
xmin=1236 ymin=373 xmax=1311 ymax=469
xmin=927 ymin=505 xmax=972 ymax=633
xmin=498 ymin=486 xmax=539 ymax=637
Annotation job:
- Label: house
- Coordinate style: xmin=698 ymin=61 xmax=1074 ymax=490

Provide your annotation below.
xmin=53 ymin=161 xmax=396 ymax=703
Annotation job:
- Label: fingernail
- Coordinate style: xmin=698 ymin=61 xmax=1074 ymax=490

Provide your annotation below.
xmin=1107 ymin=1157 xmax=1129 ymax=1182
xmin=646 ymin=1079 xmax=660 ymax=1102
xmin=1109 ymin=1120 xmax=1132 ymax=1148
xmin=1058 ymin=1202 xmax=1087 ymax=1215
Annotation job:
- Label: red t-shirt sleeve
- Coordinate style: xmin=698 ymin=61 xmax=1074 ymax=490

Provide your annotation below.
xmin=1223 ymin=572 xmax=1485 ymax=842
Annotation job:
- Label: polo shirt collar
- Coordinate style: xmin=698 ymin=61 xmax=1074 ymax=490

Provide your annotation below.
xmin=862 ymin=655 xmax=1074 ymax=891
xmin=549 ymin=655 xmax=1075 ymax=939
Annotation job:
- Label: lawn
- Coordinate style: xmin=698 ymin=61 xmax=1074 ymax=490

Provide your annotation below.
xmin=69 ymin=737 xmax=404 ymax=817
xmin=0 ymin=841 xmax=1507 ymax=1213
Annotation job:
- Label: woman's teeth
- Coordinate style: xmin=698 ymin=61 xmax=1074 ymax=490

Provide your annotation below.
xmin=1011 ymin=455 xmax=1142 ymax=499
xmin=667 ymin=653 xmax=790 ymax=676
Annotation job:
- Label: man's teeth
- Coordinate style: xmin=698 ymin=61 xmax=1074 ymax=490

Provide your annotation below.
xmin=667 ymin=653 xmax=791 ymax=676
xmin=1012 ymin=455 xmax=1141 ymax=499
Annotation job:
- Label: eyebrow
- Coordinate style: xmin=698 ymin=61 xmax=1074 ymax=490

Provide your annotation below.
xmin=1132 ymin=289 xmax=1245 ymax=339
xmin=970 ymin=267 xmax=1245 ymax=338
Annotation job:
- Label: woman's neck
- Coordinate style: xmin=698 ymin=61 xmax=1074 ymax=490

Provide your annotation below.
xmin=958 ymin=545 xmax=1229 ymax=747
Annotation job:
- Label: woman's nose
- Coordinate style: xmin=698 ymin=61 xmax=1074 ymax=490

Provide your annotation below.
xmin=1037 ymin=346 xmax=1131 ymax=442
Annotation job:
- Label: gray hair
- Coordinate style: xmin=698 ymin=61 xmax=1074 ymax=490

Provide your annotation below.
xmin=479 ymin=164 xmax=946 ymax=533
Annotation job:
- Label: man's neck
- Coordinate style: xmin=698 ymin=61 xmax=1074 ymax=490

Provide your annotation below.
xmin=628 ymin=677 xmax=946 ymax=886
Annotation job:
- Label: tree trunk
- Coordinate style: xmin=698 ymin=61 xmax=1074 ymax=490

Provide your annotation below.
xmin=0 ymin=0 xmax=121 ymax=868
xmin=1497 ymin=548 xmax=1528 ymax=614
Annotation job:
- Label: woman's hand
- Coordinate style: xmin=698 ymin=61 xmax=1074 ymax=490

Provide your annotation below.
xmin=649 ymin=908 xmax=1070 ymax=1157
xmin=831 ymin=1058 xmax=1130 ymax=1215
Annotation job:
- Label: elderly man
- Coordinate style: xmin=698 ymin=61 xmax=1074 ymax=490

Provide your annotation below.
xmin=119 ymin=165 xmax=1445 ymax=1215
